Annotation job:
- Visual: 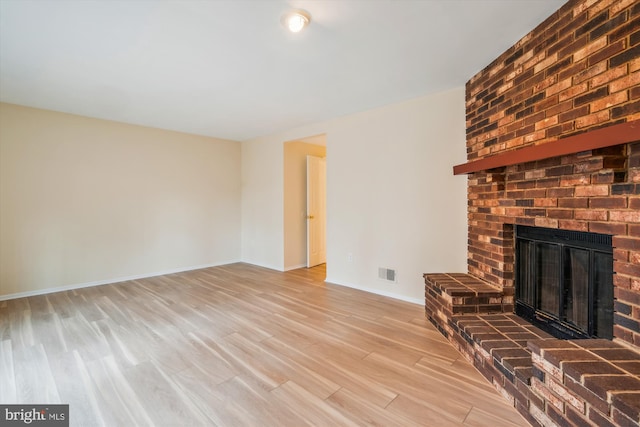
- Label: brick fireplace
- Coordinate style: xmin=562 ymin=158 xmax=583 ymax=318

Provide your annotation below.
xmin=424 ymin=0 xmax=640 ymax=426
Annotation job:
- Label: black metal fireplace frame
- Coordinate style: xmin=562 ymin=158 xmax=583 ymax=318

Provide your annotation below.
xmin=515 ymin=225 xmax=614 ymax=340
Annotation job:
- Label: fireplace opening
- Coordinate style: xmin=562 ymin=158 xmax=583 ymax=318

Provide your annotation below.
xmin=515 ymin=225 xmax=614 ymax=340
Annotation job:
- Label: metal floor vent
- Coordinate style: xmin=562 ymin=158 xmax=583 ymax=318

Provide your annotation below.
xmin=378 ymin=267 xmax=397 ymax=283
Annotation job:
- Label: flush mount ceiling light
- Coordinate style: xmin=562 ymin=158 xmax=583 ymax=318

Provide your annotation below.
xmin=281 ymin=9 xmax=311 ymax=33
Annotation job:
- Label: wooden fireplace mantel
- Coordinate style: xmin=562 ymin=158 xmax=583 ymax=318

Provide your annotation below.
xmin=453 ymin=119 xmax=640 ymax=175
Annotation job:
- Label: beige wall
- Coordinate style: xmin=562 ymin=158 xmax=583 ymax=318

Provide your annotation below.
xmin=283 ymin=140 xmax=326 ymax=270
xmin=0 ymin=103 xmax=241 ymax=298
xmin=1 ymin=88 xmax=466 ymax=302
xmin=242 ymin=87 xmax=468 ymax=303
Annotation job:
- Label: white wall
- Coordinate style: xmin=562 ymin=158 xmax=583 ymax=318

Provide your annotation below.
xmin=241 ymin=87 xmax=468 ymax=303
xmin=241 ymin=133 xmax=287 ymax=270
xmin=0 ymin=103 xmax=241 ymax=298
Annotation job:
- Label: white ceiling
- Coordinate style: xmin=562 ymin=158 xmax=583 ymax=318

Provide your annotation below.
xmin=0 ymin=0 xmax=566 ymax=141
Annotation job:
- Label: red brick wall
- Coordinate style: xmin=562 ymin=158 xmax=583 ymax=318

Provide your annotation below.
xmin=465 ymin=0 xmax=640 ymax=346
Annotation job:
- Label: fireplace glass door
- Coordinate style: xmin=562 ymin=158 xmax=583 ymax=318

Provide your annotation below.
xmin=564 ymin=247 xmax=589 ymax=332
xmin=515 ymin=226 xmax=613 ymax=340
xmin=537 ymin=243 xmax=560 ymax=316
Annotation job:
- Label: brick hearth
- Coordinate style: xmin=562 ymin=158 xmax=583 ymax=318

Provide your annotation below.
xmin=424 ymin=1 xmax=640 ymax=426
xmin=424 ymin=274 xmax=640 ymax=426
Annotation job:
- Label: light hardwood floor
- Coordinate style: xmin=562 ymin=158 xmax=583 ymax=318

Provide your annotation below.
xmin=0 ymin=263 xmax=527 ymax=426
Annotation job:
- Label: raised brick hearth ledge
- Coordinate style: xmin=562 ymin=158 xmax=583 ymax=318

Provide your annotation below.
xmin=425 ymin=273 xmax=640 ymax=427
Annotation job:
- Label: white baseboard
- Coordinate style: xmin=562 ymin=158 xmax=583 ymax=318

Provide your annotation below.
xmin=324 ymin=277 xmax=423 ymax=305
xmin=239 ymin=261 xmax=284 ymax=272
xmin=0 ymin=260 xmax=241 ymax=301
xmin=1 ymin=262 xmax=424 ymax=306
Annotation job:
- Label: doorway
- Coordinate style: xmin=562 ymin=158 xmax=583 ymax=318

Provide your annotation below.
xmin=283 ymin=135 xmax=326 ymax=272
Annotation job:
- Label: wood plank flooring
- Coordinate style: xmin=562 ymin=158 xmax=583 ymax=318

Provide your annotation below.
xmin=0 ymin=263 xmax=527 ymax=426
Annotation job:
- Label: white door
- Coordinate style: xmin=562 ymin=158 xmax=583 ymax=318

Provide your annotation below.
xmin=307 ymin=155 xmax=326 ymax=267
